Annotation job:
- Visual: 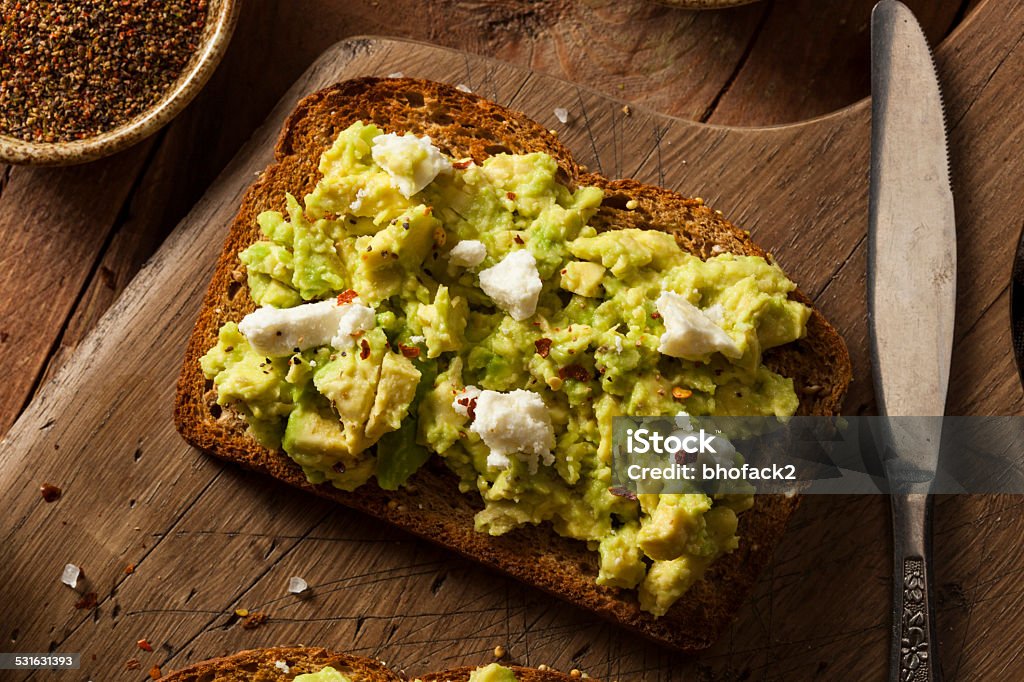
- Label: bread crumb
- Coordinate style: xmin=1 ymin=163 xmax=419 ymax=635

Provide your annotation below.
xmin=538 ymin=664 xmax=550 ymax=671
xmin=622 ymin=104 xmax=632 ymax=116
xmin=493 ymin=645 xmax=506 ymax=659
xmin=570 ymin=670 xmax=582 ymax=678
xmin=241 ymin=611 xmax=268 ymax=630
xmin=456 ymin=83 xmax=472 ymax=93
xmin=625 ymin=199 xmax=639 ymax=210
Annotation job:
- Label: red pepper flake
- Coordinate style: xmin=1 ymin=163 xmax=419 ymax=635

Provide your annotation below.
xmin=40 ymin=483 xmax=62 ymax=502
xmin=241 ymin=611 xmax=269 ymax=630
xmin=608 ymin=486 xmax=638 ymax=501
xmin=149 ymin=664 xmax=162 ymax=680
xmin=125 ymin=659 xmax=141 ymax=671
xmin=453 ymin=159 xmax=472 ymax=170
xmin=336 ymin=289 xmax=359 ymax=305
xmin=651 ymin=312 xmax=661 ymax=319
xmin=513 ymin=234 xmax=525 ymax=245
xmin=457 ymin=397 xmax=478 ymax=421
xmin=137 ymin=638 xmax=153 ymax=652
xmin=558 ymin=364 xmax=590 ymax=382
xmin=359 ymin=339 xmax=371 ymax=360
xmin=74 ymin=592 xmax=98 ymax=610
xmin=124 ymin=563 xmax=135 ymax=575
xmin=534 ymin=338 xmax=553 ymax=358
xmin=398 ymin=344 xmax=421 ymax=359
xmin=506 ymin=192 xmax=517 ymax=201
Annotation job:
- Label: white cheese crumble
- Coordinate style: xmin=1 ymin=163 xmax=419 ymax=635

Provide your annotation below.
xmin=371 ymin=132 xmax=451 ymax=198
xmin=349 ymin=187 xmax=368 ymax=212
xmin=554 ymin=107 xmax=569 ymax=124
xmin=451 ymin=385 xmax=482 ymax=417
xmin=468 ymin=389 xmax=555 ymax=472
xmin=239 ymin=300 xmax=343 ymax=356
xmin=287 ymin=576 xmax=308 ymax=594
xmin=330 ymin=301 xmax=376 ymax=349
xmin=274 ymin=661 xmax=290 ymax=674
xmin=478 ymin=250 xmax=542 ymax=321
xmin=455 ymin=83 xmax=472 ymax=93
xmin=447 ymin=239 xmax=487 ymax=268
xmin=655 ymin=290 xmax=741 ymax=360
xmin=238 ymin=298 xmax=375 ymax=356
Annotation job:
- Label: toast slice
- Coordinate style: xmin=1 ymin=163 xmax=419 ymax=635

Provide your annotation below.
xmin=159 ymin=647 xmax=581 ymax=681
xmin=174 ymin=77 xmax=852 ymax=651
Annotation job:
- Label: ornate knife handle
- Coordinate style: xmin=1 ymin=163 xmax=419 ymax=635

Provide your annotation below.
xmin=891 ymin=493 xmax=941 ymax=682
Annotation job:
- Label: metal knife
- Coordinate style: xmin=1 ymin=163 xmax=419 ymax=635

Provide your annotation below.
xmin=869 ymin=2 xmax=955 ymax=681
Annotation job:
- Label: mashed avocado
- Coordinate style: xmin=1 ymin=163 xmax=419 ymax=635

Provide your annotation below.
xmin=294 ymin=667 xmax=352 ymax=682
xmin=201 ymin=121 xmax=810 ymax=617
xmin=468 ymin=663 xmax=518 ymax=682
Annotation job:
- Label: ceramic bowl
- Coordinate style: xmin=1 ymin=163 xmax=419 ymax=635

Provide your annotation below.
xmin=0 ymin=0 xmax=240 ymax=166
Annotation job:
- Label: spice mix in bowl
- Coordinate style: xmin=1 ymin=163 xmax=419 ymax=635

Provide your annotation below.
xmin=0 ymin=0 xmax=239 ymax=165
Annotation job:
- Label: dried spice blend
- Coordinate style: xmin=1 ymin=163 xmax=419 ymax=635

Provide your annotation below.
xmin=0 ymin=0 xmax=208 ymax=143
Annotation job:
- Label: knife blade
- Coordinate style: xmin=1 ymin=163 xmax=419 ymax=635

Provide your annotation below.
xmin=869 ymin=2 xmax=955 ymax=681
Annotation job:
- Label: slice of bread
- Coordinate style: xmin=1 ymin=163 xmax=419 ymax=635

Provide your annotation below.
xmin=160 ymin=647 xmax=394 ymax=681
xmin=174 ymin=78 xmax=852 ymax=651
xmin=159 ymin=647 xmax=581 ymax=681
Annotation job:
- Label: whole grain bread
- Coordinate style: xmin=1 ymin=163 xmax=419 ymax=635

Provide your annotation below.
xmin=160 ymin=647 xmax=393 ymax=682
xmin=174 ymin=78 xmax=852 ymax=651
xmin=159 ymin=647 xmax=584 ymax=682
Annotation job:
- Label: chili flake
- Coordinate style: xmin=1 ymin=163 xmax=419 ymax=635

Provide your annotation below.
xmin=398 ymin=344 xmax=421 ymax=359
xmin=534 ymin=338 xmax=553 ymax=358
xmin=513 ymin=234 xmax=525 ymax=245
xmin=453 ymin=159 xmax=473 ymax=169
xmin=672 ymin=387 xmax=693 ymax=400
xmin=608 ymin=486 xmax=638 ymax=501
xmin=137 ymin=638 xmax=153 ymax=652
xmin=149 ymin=665 xmax=162 ymax=680
xmin=359 ymin=339 xmax=371 ymax=360
xmin=39 ymin=483 xmax=62 ymax=502
xmin=337 ymin=289 xmax=359 ymax=304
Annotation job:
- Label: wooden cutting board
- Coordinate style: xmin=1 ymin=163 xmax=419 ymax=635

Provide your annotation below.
xmin=3 ymin=3 xmax=1024 ymax=678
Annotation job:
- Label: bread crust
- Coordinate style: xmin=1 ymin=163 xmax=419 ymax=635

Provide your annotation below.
xmin=174 ymin=77 xmax=852 ymax=651
xmin=160 ymin=647 xmax=394 ymax=681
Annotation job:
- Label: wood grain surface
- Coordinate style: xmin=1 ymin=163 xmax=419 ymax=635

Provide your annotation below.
xmin=2 ymin=0 xmax=1023 ymax=680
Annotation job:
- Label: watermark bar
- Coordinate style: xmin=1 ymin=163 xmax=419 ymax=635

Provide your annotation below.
xmin=611 ymin=416 xmax=1024 ymax=495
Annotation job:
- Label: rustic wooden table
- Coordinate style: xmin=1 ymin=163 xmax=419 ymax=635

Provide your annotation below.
xmin=5 ymin=0 xmax=1021 ymax=680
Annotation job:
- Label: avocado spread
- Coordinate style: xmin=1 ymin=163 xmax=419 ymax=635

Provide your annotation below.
xmin=201 ymin=122 xmax=810 ymax=616
xmin=294 ymin=666 xmax=352 ymax=682
xmin=468 ymin=663 xmax=519 ymax=682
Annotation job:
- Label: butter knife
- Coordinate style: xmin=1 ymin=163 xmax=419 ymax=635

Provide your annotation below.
xmin=869 ymin=2 xmax=955 ymax=681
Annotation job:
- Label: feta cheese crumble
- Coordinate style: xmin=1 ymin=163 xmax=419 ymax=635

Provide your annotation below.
xmin=447 ymin=239 xmax=487 ymax=268
xmin=478 ymin=249 xmax=542 ymax=321
xmin=274 ymin=661 xmax=291 ymax=674
xmin=464 ymin=389 xmax=554 ymax=472
xmin=238 ymin=298 xmax=375 ymax=356
xmin=655 ymin=290 xmax=741 ymax=360
xmin=330 ymin=301 xmax=376 ymax=349
xmin=287 ymin=576 xmax=308 ymax=594
xmin=371 ymin=132 xmax=452 ymax=198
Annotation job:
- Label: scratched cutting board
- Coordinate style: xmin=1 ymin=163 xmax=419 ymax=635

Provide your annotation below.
xmin=4 ymin=4 xmax=1024 ymax=679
